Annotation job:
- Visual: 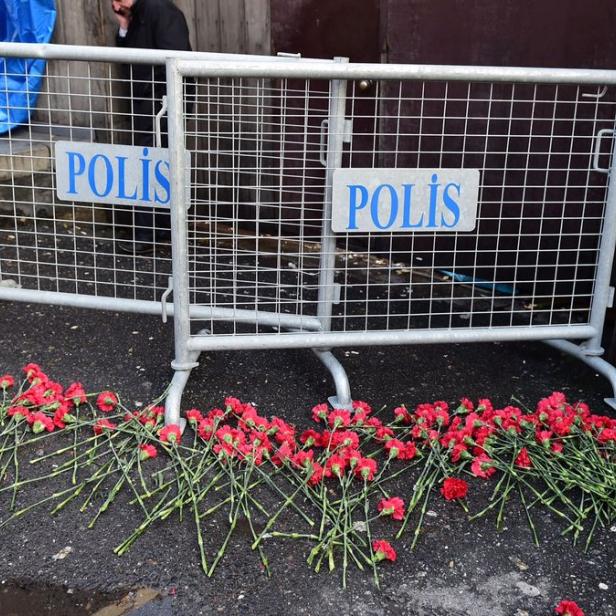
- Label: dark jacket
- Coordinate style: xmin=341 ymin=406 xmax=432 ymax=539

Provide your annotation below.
xmin=116 ymin=0 xmax=192 ymax=145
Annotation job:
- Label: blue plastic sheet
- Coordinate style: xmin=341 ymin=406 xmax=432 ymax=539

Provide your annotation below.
xmin=0 ymin=0 xmax=56 ymax=134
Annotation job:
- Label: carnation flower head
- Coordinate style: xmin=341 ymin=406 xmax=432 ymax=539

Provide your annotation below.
xmin=0 ymin=374 xmax=15 ymax=390
xmin=372 ymin=539 xmax=396 ymax=562
xmin=384 ymin=438 xmax=405 ymax=459
xmin=29 ymin=411 xmax=54 ymax=434
xmin=377 ymin=496 xmax=405 ymax=521
xmin=307 ymin=462 xmax=324 ymax=486
xmin=325 ymin=454 xmax=347 ymax=478
xmin=515 ymin=447 xmax=533 ymax=469
xmin=8 ymin=405 xmax=30 ymax=422
xmin=555 ymin=600 xmax=584 ymax=616
xmin=311 ymin=402 xmax=329 ymax=423
xmin=224 ymin=396 xmax=244 ymax=413
xmin=185 ymin=408 xmax=203 ymax=426
xmin=23 ymin=363 xmax=45 ymax=383
xmin=159 ymin=424 xmax=182 ymax=445
xmin=139 ymin=443 xmax=158 ymax=460
xmin=93 ymin=418 xmax=116 ymax=435
xmin=328 ymin=409 xmax=352 ymax=430
xmin=470 ymin=453 xmax=496 ymax=479
xmin=354 ymin=457 xmax=377 ymax=481
xmin=440 ymin=477 xmax=468 ymax=501
xmin=393 ymin=405 xmax=412 ymax=424
xmin=300 ymin=429 xmax=321 ymax=448
xmin=64 ymin=382 xmax=86 ymax=406
xmin=97 ymin=390 xmax=119 ymax=413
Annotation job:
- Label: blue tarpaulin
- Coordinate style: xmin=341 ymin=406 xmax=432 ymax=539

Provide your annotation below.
xmin=0 ymin=0 xmax=56 ymax=134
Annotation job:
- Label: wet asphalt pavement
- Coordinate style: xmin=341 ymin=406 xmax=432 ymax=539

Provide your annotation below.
xmin=0 ymin=299 xmax=615 ymax=615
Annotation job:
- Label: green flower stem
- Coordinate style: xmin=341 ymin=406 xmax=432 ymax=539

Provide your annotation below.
xmin=0 ymin=483 xmax=85 ymax=530
xmin=114 ymin=486 xmax=174 ymax=556
xmin=9 ymin=426 xmax=22 ymax=510
xmin=397 ymin=448 xmax=437 ymax=538
xmin=170 ymin=445 xmax=210 ymax=575
xmin=237 ymin=456 xmax=270 ymax=575
xmin=71 ymin=408 xmax=80 ymax=485
xmin=107 ymin=436 xmax=148 ymax=516
xmin=251 ymin=475 xmax=310 ymax=550
xmin=67 ymin=460 xmax=116 ymax=514
xmin=271 ymin=532 xmax=319 ymax=540
xmin=517 ymin=482 xmax=539 ymax=546
xmin=363 ymin=479 xmax=380 ymax=588
xmin=410 ymin=472 xmax=438 ymax=550
xmin=207 ymin=502 xmax=240 ymax=577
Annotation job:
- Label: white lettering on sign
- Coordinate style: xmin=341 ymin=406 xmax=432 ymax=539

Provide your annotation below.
xmin=331 ymin=168 xmax=480 ymax=233
xmin=54 ymin=141 xmax=190 ymax=208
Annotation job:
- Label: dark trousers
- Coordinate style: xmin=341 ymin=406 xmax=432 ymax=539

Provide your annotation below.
xmin=116 ymin=112 xmax=171 ymax=242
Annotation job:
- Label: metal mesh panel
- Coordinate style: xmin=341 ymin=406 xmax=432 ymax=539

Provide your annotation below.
xmin=184 ymin=75 xmax=616 ymax=338
xmin=0 ymin=58 xmax=172 ymax=302
xmin=185 ymin=77 xmax=330 ymax=334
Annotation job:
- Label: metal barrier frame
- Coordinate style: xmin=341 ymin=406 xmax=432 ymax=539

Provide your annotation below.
xmin=2 ymin=43 xmax=616 ymax=425
xmin=164 ymin=58 xmax=616 ymax=424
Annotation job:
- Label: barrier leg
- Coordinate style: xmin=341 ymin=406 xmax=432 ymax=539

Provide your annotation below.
xmin=312 ymin=348 xmax=353 ymax=410
xmin=544 ymin=339 xmax=616 ymax=409
xmin=164 ymin=329 xmax=209 ymax=429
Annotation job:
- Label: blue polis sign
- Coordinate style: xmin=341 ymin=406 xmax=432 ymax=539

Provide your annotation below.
xmin=54 ymin=141 xmax=189 ymax=208
xmin=331 ymin=168 xmax=480 ymax=233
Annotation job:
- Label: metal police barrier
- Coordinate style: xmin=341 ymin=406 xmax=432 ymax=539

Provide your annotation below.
xmin=3 ymin=42 xmax=616 ymax=426
xmin=162 ymin=58 xmax=616 ymax=425
xmin=0 ymin=43 xmax=338 ymax=426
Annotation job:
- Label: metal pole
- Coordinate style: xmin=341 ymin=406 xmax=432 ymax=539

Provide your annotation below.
xmin=165 ymin=59 xmax=196 ymax=426
xmin=583 ymin=135 xmax=616 ymax=355
xmin=317 ymin=57 xmax=348 ymax=330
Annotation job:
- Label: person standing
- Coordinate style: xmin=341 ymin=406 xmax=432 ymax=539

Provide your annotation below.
xmin=111 ymin=0 xmax=192 ymax=253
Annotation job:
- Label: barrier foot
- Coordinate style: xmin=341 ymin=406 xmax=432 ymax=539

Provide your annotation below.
xmin=544 ymin=339 xmax=616 ymax=410
xmin=165 ymin=336 xmax=208 ymax=428
xmin=312 ymin=348 xmax=353 ymax=410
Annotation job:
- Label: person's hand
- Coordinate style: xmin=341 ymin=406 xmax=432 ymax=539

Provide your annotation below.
xmin=112 ymin=2 xmax=132 ymax=31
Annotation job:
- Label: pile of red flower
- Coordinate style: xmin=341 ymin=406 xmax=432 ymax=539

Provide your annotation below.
xmin=0 ymin=363 xmax=614 ymax=595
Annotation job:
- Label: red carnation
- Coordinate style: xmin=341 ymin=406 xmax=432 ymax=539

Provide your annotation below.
xmin=139 ymin=443 xmax=158 ymax=460
xmin=470 ymin=453 xmax=497 ymax=479
xmin=352 ymin=400 xmax=372 ymax=415
xmin=598 ymin=428 xmax=616 ymax=444
xmin=224 ymin=396 xmax=243 ymax=413
xmin=325 ymin=454 xmax=347 ymax=478
xmin=29 ymin=411 xmax=54 ymax=434
xmin=96 ymin=390 xmax=119 ymax=413
xmin=440 ymin=477 xmax=468 ymax=501
xmin=185 ymin=408 xmax=203 ymax=427
xmin=64 ymin=382 xmax=87 ymax=406
xmin=393 ymin=405 xmax=412 ymax=424
xmin=53 ymin=404 xmax=75 ymax=429
xmin=311 ymin=403 xmax=329 ymax=423
xmin=307 ymin=462 xmax=324 ymax=486
xmin=515 ymin=447 xmax=533 ymax=468
xmin=555 ymin=600 xmax=584 ymax=616
xmin=300 ymin=429 xmax=321 ymax=447
xmin=399 ymin=441 xmax=417 ymax=460
xmin=8 ymin=405 xmax=30 ymax=421
xmin=354 ymin=457 xmax=377 ymax=481
xmin=0 ymin=374 xmax=15 ymax=390
xmin=159 ymin=424 xmax=182 ymax=445
xmin=377 ymin=496 xmax=405 ymax=521
xmin=93 ymin=418 xmax=116 ymax=435
xmin=372 ymin=539 xmax=396 ymax=562
xmin=23 ymin=363 xmax=44 ymax=382
xmin=328 ymin=409 xmax=352 ymax=430
xmin=384 ymin=438 xmax=405 ymax=459
xmin=197 ymin=418 xmax=215 ymax=440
